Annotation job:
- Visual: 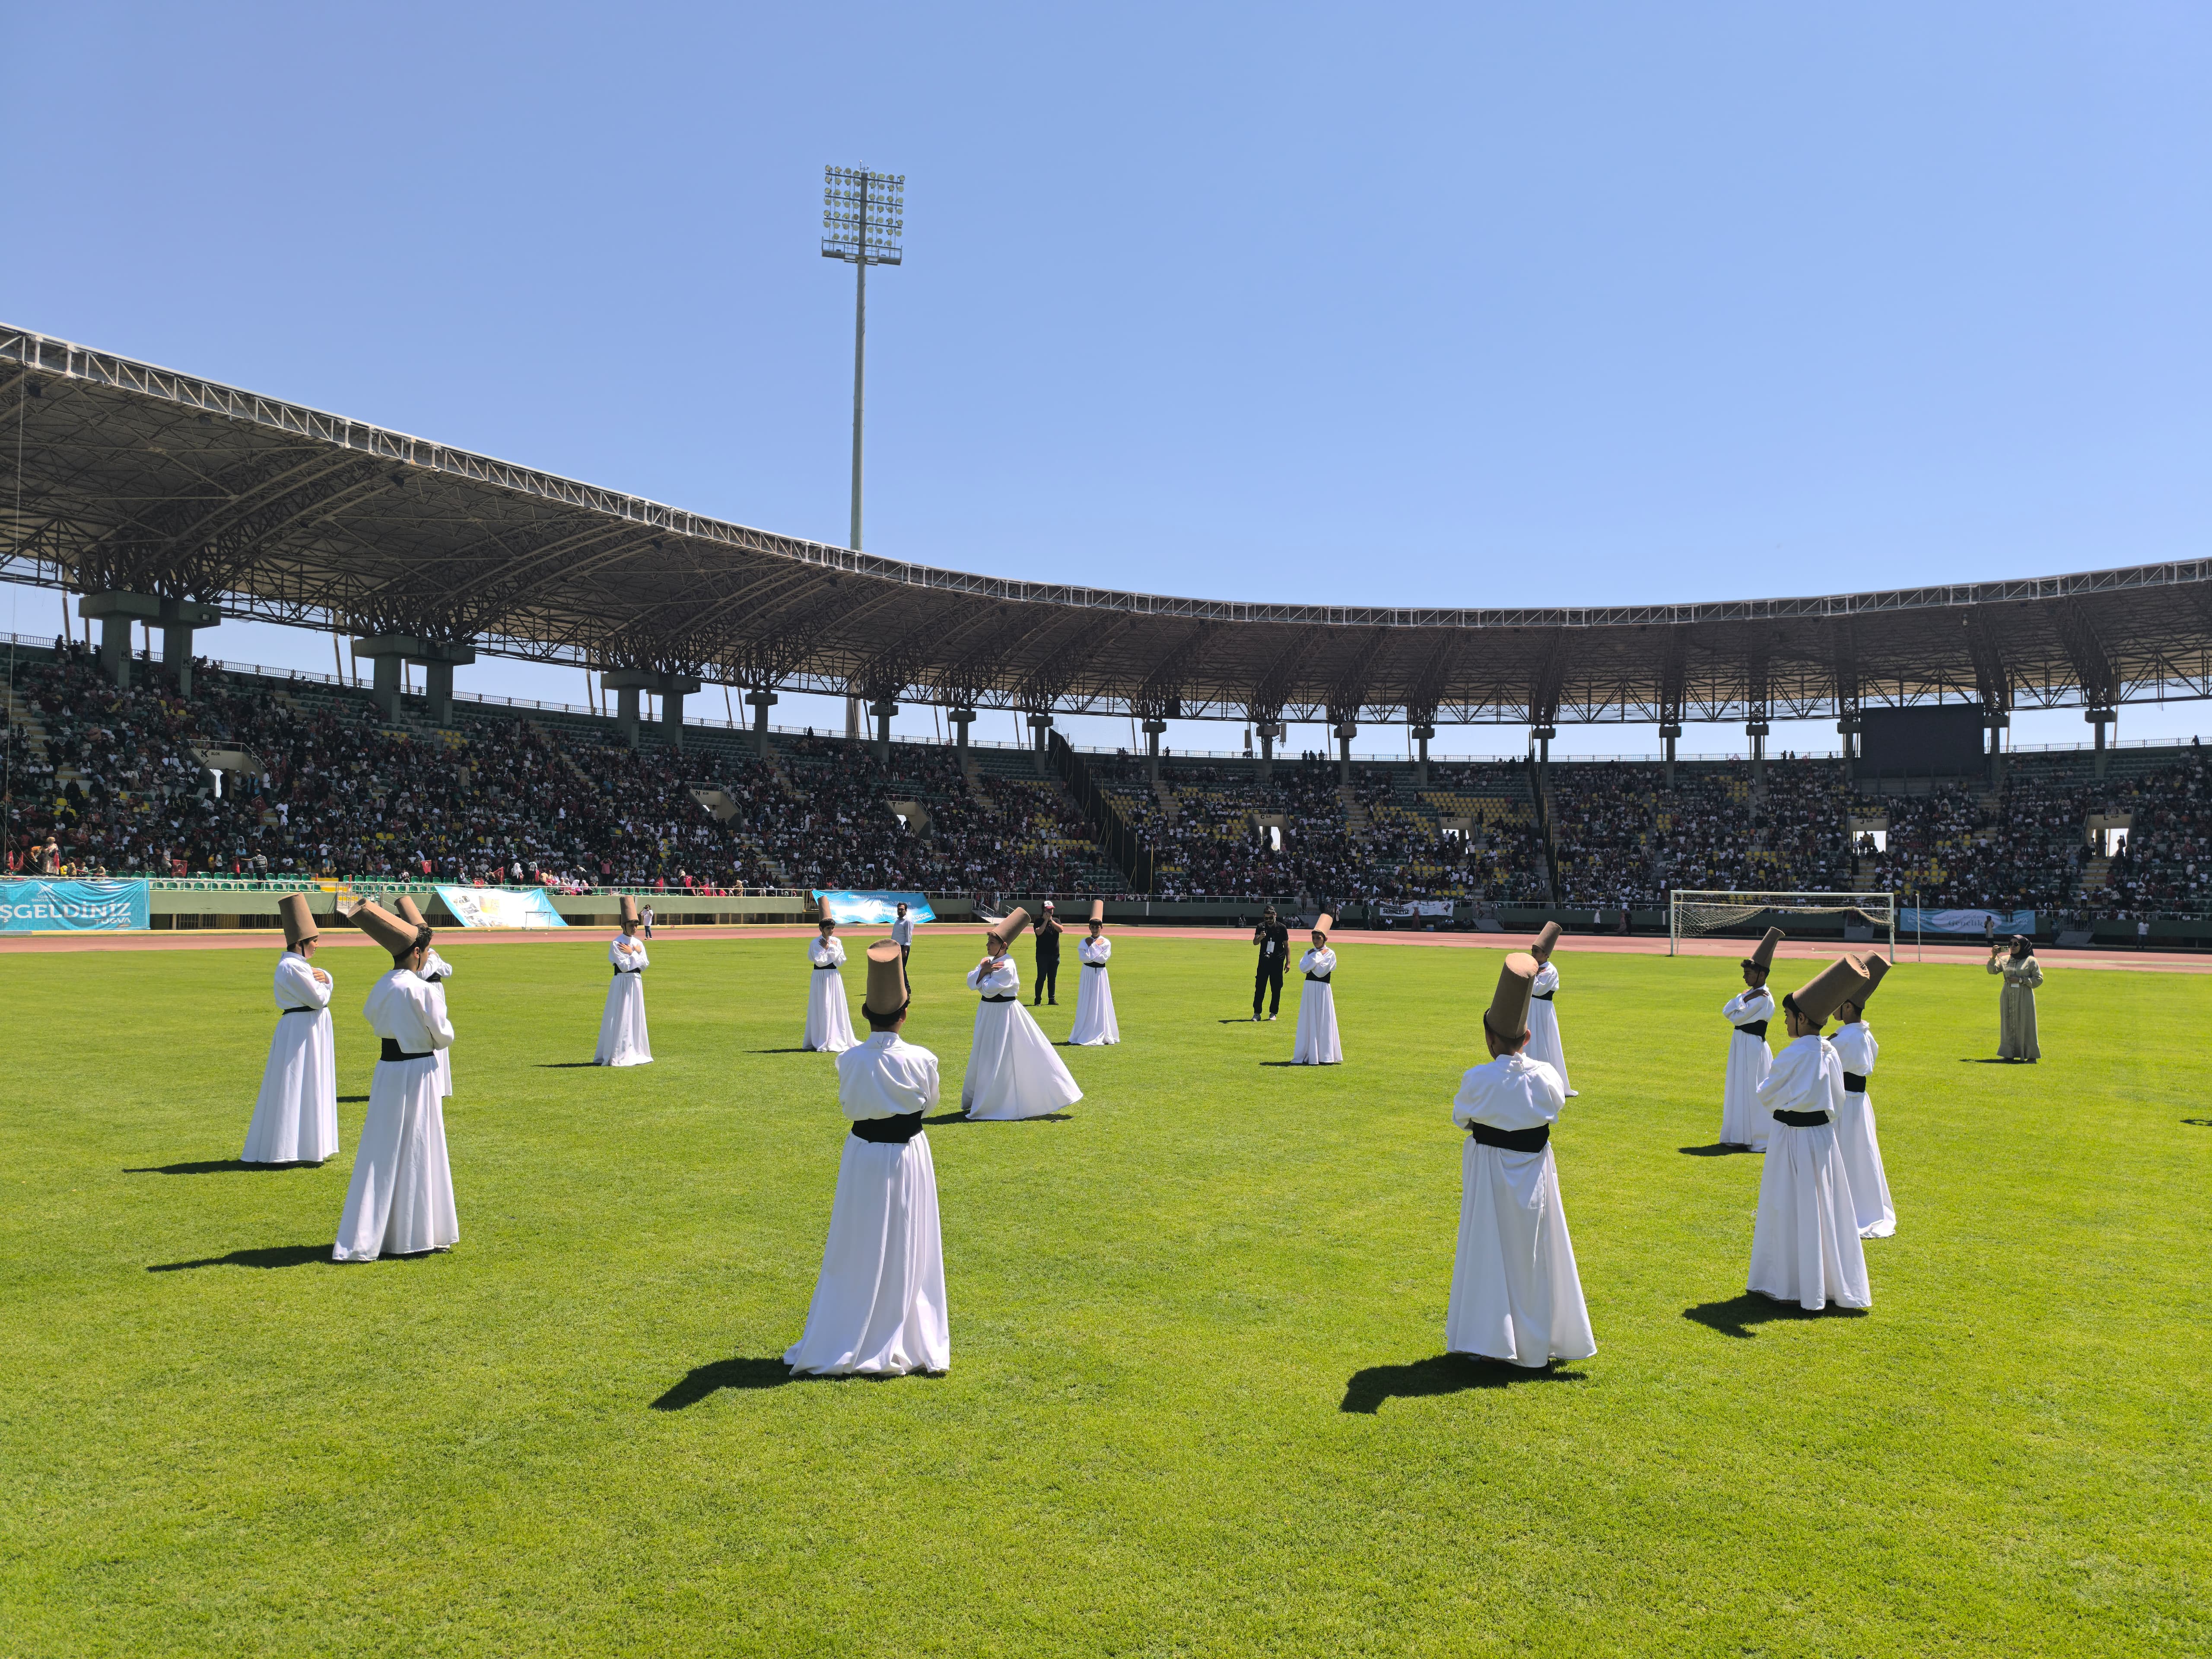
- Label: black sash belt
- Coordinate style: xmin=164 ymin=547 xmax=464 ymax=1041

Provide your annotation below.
xmin=981 ymin=993 xmax=1016 ymax=1002
xmin=1734 ymin=1020 xmax=1769 ymax=1039
xmin=379 ymin=1038 xmax=432 ymax=1062
xmin=1306 ymin=972 xmax=1332 ymax=982
xmin=850 ymin=1113 xmax=924 ymax=1144
xmin=613 ymin=967 xmax=642 ymax=976
xmin=813 ymin=963 xmax=840 ymax=970
xmin=1772 ymin=1108 xmax=1830 ymax=1127
xmin=280 ymin=1005 xmax=321 ymax=1015
xmin=1468 ymin=1121 xmax=1551 ymax=1152
xmin=1842 ymin=1073 xmax=1867 ymax=1093
xmin=1532 ymin=989 xmax=1554 ymax=1001
xmin=1084 ymin=961 xmax=1105 ymax=968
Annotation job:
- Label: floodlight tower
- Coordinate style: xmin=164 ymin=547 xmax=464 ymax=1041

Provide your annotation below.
xmin=822 ymin=164 xmax=904 ymax=555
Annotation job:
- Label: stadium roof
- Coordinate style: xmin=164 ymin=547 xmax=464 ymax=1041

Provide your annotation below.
xmin=6 ymin=321 xmax=2211 ymax=728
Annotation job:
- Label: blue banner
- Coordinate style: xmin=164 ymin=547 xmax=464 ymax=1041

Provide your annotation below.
xmin=434 ymin=886 xmax=570 ymax=929
xmin=0 ymin=878 xmax=150 ymax=932
xmin=1901 ymin=907 xmax=2036 ymax=936
xmin=813 ymin=890 xmax=936 ymax=926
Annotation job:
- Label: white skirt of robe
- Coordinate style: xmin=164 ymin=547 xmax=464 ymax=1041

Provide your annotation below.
xmin=435 ymin=1045 xmax=453 ymax=1098
xmin=596 ymin=973 xmax=652 ymax=1066
xmin=1526 ymin=999 xmax=1571 ymax=1093
xmin=332 ymin=1057 xmax=458 ymax=1261
xmin=1748 ymin=1120 xmax=1870 ymax=1309
xmin=242 ymin=1010 xmax=339 ymax=1164
xmin=784 ymin=1132 xmax=949 ymax=1376
xmin=1291 ymin=979 xmax=1342 ymax=1065
xmin=804 ymin=969 xmax=858 ymax=1052
xmin=1446 ymin=1139 xmax=1596 ymax=1367
xmin=1720 ymin=1032 xmax=1772 ymax=1150
xmin=1069 ymin=963 xmax=1119 ymax=1046
xmin=962 ymin=1000 xmax=1083 ymax=1119
xmin=1834 ymin=1092 xmax=1896 ymax=1238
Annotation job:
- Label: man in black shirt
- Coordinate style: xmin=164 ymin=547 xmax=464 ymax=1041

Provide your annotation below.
xmin=1032 ymin=900 xmax=1063 ymax=1005
xmin=1252 ymin=905 xmax=1290 ymax=1021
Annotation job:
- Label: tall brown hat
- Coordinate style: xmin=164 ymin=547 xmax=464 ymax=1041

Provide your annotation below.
xmin=1845 ymin=953 xmax=1889 ymax=1010
xmin=394 ymin=894 xmax=427 ymax=928
xmin=619 ymin=894 xmax=641 ymax=926
xmin=279 ymin=894 xmax=319 ymax=949
xmin=1743 ymin=926 xmax=1784 ymax=973
xmin=990 ymin=906 xmax=1030 ymax=948
xmin=353 ymin=899 xmax=423 ymax=958
xmin=1484 ymin=952 xmax=1539 ymax=1045
xmin=1088 ymin=898 xmax=1105 ymax=925
xmin=1532 ymin=921 xmax=1562 ymax=960
xmin=1787 ymin=955 xmax=1872 ymax=1027
xmin=861 ymin=940 xmax=907 ymax=1020
xmin=1313 ymin=912 xmax=1335 ymax=939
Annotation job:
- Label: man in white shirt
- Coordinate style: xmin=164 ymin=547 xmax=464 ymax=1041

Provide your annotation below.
xmin=785 ymin=941 xmax=949 ymax=1376
xmin=891 ymin=901 xmax=915 ymax=989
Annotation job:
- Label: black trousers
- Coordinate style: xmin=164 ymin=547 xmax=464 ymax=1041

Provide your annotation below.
xmin=1033 ymin=958 xmax=1059 ymax=1003
xmin=1254 ymin=959 xmax=1285 ymax=1016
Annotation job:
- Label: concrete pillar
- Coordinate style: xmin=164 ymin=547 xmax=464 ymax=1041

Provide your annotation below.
xmin=1333 ymin=722 xmax=1357 ymax=787
xmin=871 ymin=700 xmax=898 ymax=763
xmin=422 ymin=660 xmax=456 ymax=729
xmin=1746 ymin=720 xmax=1770 ymax=788
xmin=746 ymin=691 xmax=778 ymax=760
xmin=1531 ymin=724 xmax=1556 ymax=770
xmin=1660 ymin=723 xmax=1682 ymax=793
xmin=1255 ymin=721 xmax=1283 ymax=784
xmin=98 ymin=613 xmax=135 ymax=689
xmin=1411 ymin=724 xmax=1436 ymax=789
xmin=2087 ymin=708 xmax=2114 ymax=779
xmin=156 ymin=601 xmax=222 ymax=699
xmin=1028 ymin=712 xmax=1055 ymax=777
xmin=1835 ymin=716 xmax=1858 ymax=786
xmin=949 ymin=708 xmax=976 ymax=761
xmin=602 ymin=677 xmax=645 ymax=749
xmin=1142 ymin=718 xmax=1168 ymax=786
xmin=79 ymin=593 xmax=175 ymax=693
xmin=661 ymin=683 xmax=690 ymax=748
xmin=371 ymin=653 xmax=404 ymax=723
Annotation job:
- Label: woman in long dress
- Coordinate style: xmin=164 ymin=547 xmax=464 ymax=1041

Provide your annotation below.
xmin=397 ymin=895 xmax=454 ymax=1098
xmin=596 ymin=895 xmax=653 ymax=1066
xmin=1446 ymin=951 xmax=1595 ymax=1367
xmin=1829 ymin=957 xmax=1895 ymax=1239
xmin=1068 ymin=903 xmax=1119 ymax=1046
xmin=962 ymin=908 xmax=1083 ymax=1119
xmin=1747 ymin=956 xmax=1872 ymax=1311
xmin=805 ymin=915 xmax=859 ymax=1053
xmin=1719 ymin=927 xmax=1782 ymax=1150
xmin=1291 ymin=913 xmax=1342 ymax=1065
xmin=242 ymin=894 xmax=340 ymax=1164
xmin=1525 ymin=921 xmax=1573 ymax=1096
xmin=1990 ymin=936 xmax=2042 ymax=1061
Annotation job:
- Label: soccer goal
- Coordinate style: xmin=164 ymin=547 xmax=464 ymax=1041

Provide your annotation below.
xmin=1669 ymin=889 xmax=1897 ymax=962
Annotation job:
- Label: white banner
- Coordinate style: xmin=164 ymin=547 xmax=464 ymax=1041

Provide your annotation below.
xmin=435 ymin=886 xmax=570 ymax=929
xmin=1380 ymin=899 xmax=1456 ymax=918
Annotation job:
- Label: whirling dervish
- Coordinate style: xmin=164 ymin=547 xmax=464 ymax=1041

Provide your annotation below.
xmin=1068 ymin=899 xmax=1119 ymax=1046
xmin=1747 ymin=954 xmax=1872 ymax=1312
xmin=396 ymin=895 xmax=454 ymax=1098
xmin=1719 ymin=927 xmax=1783 ymax=1150
xmin=804 ymin=909 xmax=858 ymax=1053
xmin=596 ymin=895 xmax=652 ymax=1066
xmin=332 ymin=900 xmax=459 ymax=1262
xmin=1524 ymin=922 xmax=1573 ymax=1096
xmin=1290 ymin=912 xmax=1342 ymax=1065
xmin=1828 ymin=954 xmax=1895 ymax=1239
xmin=784 ymin=941 xmax=950 ymax=1377
xmin=242 ymin=894 xmax=339 ymax=1165
xmin=1445 ymin=950 xmax=1596 ymax=1369
xmin=961 ymin=908 xmax=1083 ymax=1119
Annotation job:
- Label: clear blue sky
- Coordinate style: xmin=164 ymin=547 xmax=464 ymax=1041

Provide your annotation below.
xmin=5 ymin=1 xmax=2209 ymax=758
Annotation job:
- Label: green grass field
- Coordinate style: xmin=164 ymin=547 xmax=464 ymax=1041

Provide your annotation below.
xmin=3 ymin=934 xmax=2207 ymax=1656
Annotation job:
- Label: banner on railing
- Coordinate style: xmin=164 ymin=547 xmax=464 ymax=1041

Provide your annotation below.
xmin=1380 ymin=899 xmax=1457 ymax=918
xmin=0 ymin=878 xmax=150 ymax=932
xmin=813 ymin=890 xmax=936 ymax=926
xmin=434 ymin=886 xmax=569 ymax=929
xmin=1900 ymin=907 xmax=2035 ymax=937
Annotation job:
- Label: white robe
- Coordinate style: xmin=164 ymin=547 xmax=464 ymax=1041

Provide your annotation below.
xmin=1526 ymin=960 xmax=1573 ymax=1094
xmin=961 ymin=956 xmax=1082 ymax=1119
xmin=1720 ymin=987 xmax=1776 ymax=1150
xmin=420 ymin=947 xmax=454 ymax=1098
xmin=785 ymin=1032 xmax=949 ymax=1376
xmin=242 ymin=952 xmax=339 ymax=1163
xmin=1747 ymin=1034 xmax=1871 ymax=1310
xmin=805 ymin=935 xmax=859 ymax=1052
xmin=1829 ymin=1021 xmax=1895 ymax=1239
xmin=1291 ymin=946 xmax=1342 ymax=1065
xmin=1446 ymin=1052 xmax=1595 ymax=1367
xmin=1069 ymin=935 xmax=1119 ymax=1046
xmin=333 ymin=969 xmax=458 ymax=1262
xmin=596 ymin=933 xmax=652 ymax=1066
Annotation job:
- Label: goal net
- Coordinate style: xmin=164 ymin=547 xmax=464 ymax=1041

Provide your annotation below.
xmin=1669 ymin=889 xmax=1896 ymax=960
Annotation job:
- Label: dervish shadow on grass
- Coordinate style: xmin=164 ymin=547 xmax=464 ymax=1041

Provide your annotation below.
xmin=922 ymin=1110 xmax=1072 ymax=1125
xmin=1678 ymin=1144 xmax=1755 ymax=1157
xmin=148 ymin=1244 xmax=332 ymax=1272
xmin=338 ymin=1094 xmax=369 ymax=1103
xmin=750 ymin=1047 xmax=819 ymax=1055
xmin=2184 ymin=1118 xmax=2212 ymax=1128
xmin=1961 ymin=1056 xmax=2028 ymax=1064
xmin=126 ymin=1159 xmax=326 ymax=1175
xmin=535 ymin=1061 xmax=604 ymax=1068
xmin=1684 ymin=1294 xmax=1871 ymax=1339
xmin=1340 ymin=1353 xmax=1586 ymax=1414
xmin=652 ymin=1356 xmax=945 ymax=1409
